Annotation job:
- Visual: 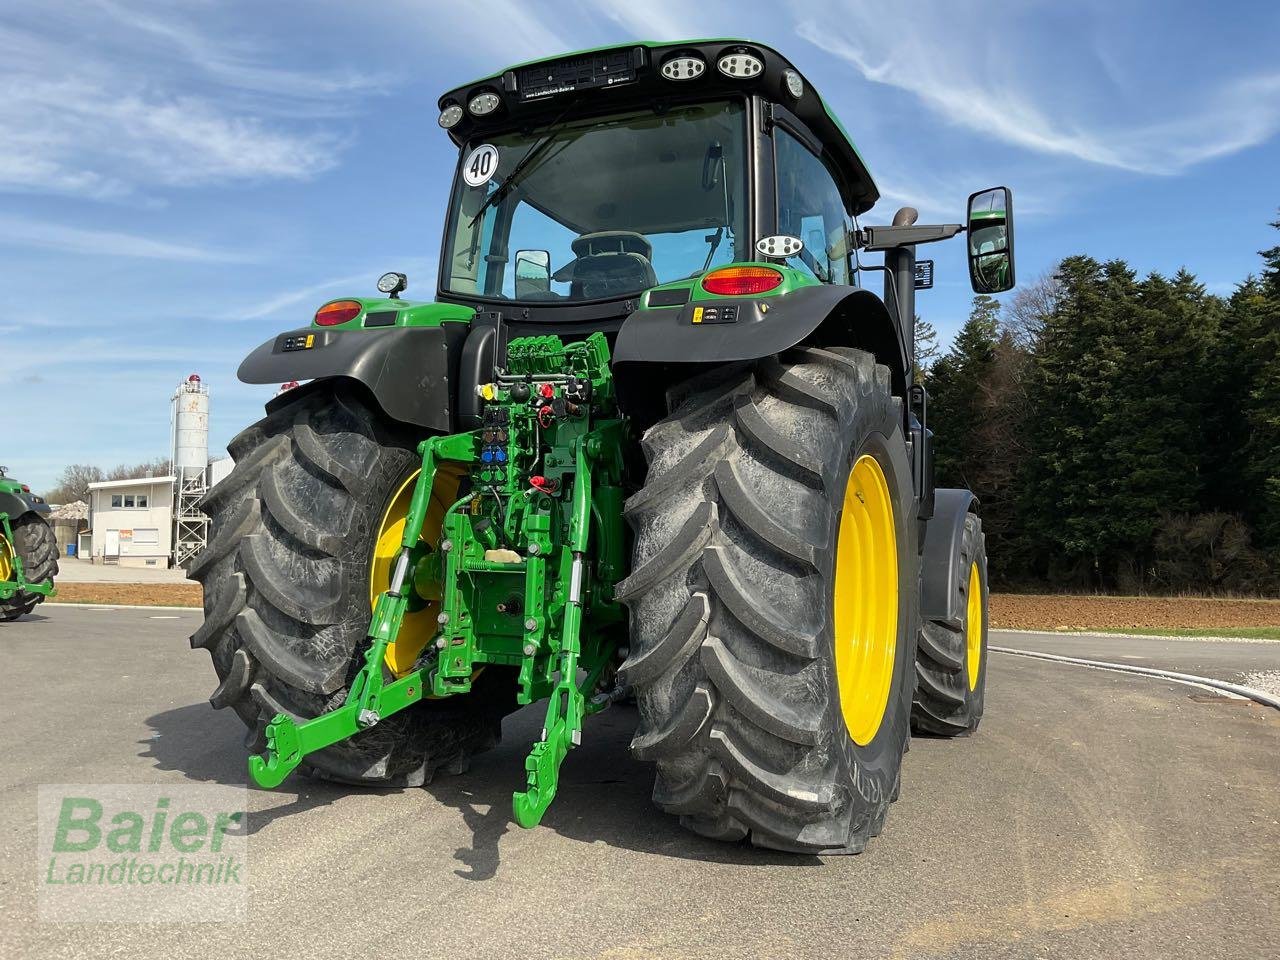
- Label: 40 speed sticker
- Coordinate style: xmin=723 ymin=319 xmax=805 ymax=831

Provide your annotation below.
xmin=462 ymin=144 xmax=500 ymax=187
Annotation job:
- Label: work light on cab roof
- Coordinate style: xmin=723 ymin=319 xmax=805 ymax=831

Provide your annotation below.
xmin=438 ymin=103 xmax=463 ymax=128
xmin=659 ymin=54 xmax=705 ymax=80
xmin=468 ymin=91 xmax=500 ymax=116
xmin=716 ymin=48 xmax=764 ymax=78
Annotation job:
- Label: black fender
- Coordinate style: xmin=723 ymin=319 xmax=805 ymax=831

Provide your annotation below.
xmin=614 ymin=285 xmax=906 ymax=368
xmin=612 ymin=285 xmax=910 ymax=414
xmin=238 ymin=323 xmax=471 ymax=432
xmin=0 ymin=490 xmax=49 ymax=521
xmin=920 ymin=488 xmax=979 ymax=623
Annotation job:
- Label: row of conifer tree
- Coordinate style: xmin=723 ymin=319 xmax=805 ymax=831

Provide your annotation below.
xmin=917 ymin=216 xmax=1280 ymax=593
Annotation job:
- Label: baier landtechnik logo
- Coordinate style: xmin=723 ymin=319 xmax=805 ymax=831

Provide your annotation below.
xmin=37 ymin=784 xmax=248 ymax=922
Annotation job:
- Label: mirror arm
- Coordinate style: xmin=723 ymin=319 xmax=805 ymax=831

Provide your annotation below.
xmin=859 ymin=223 xmax=963 ymax=251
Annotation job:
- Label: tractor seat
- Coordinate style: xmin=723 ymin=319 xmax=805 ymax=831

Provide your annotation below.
xmin=555 ymin=231 xmax=658 ymax=300
xmin=570 ymin=231 xmax=653 ymax=260
xmin=571 ymin=253 xmax=657 ymax=299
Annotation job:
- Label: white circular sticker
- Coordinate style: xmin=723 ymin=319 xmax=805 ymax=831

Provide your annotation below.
xmin=462 ymin=144 xmax=500 ymax=187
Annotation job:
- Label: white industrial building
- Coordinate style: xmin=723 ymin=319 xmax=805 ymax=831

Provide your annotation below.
xmin=80 ymin=374 xmax=233 ymax=568
xmin=85 ymin=476 xmax=177 ymax=567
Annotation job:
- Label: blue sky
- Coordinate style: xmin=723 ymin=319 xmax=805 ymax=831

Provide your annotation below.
xmin=3 ymin=0 xmax=1279 ymax=493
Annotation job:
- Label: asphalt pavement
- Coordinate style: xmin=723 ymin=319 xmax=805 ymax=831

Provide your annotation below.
xmin=996 ymin=629 xmax=1280 ymax=686
xmin=53 ymin=558 xmax=193 ymax=584
xmin=2 ymin=607 xmax=1277 ymax=959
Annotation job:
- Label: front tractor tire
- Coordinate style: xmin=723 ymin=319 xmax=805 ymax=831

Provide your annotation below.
xmin=912 ymin=514 xmax=988 ymax=735
xmin=0 ymin=514 xmax=59 ymax=621
xmin=618 ymin=348 xmax=917 ymax=853
xmin=189 ymin=383 xmax=510 ymax=786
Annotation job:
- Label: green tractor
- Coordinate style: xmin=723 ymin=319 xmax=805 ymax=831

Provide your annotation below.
xmin=0 ymin=466 xmax=58 ymax=620
xmin=191 ymin=40 xmax=1015 ymax=852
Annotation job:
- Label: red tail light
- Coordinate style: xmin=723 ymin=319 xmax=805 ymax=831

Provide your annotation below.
xmin=701 ymin=266 xmax=783 ymax=296
xmin=314 ymin=300 xmax=362 ymax=326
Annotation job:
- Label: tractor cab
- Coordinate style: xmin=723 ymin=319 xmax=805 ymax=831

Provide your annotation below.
xmin=434 ymin=41 xmax=880 ymax=321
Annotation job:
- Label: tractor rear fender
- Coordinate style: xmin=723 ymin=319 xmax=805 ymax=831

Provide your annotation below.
xmin=920 ymin=488 xmax=979 ymax=623
xmin=239 ymin=323 xmax=471 ymax=433
xmin=0 ymin=490 xmax=50 ymax=520
xmin=613 ymin=285 xmax=910 ymax=405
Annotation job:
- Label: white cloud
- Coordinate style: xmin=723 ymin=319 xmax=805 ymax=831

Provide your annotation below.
xmin=589 ymin=0 xmax=695 ymax=43
xmin=796 ymin=5 xmax=1280 ymax=175
xmin=0 ymin=77 xmax=341 ymax=195
xmin=0 ymin=215 xmax=252 ymax=262
xmin=226 ymin=253 xmax=441 ymax=322
xmin=386 ymin=0 xmax=577 ymax=66
xmin=0 ymin=7 xmax=377 ymax=200
xmin=88 ymin=0 xmax=386 ymax=105
xmin=868 ymin=176 xmax=962 ymax=223
xmin=231 ymin=273 xmax=373 ymax=322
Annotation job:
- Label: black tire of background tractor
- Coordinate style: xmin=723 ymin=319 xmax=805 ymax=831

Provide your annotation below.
xmin=617 ymin=347 xmax=917 ymax=854
xmin=911 ymin=514 xmax=988 ymax=736
xmin=0 ymin=515 xmax=59 ymax=621
xmin=188 ymin=383 xmax=514 ymax=786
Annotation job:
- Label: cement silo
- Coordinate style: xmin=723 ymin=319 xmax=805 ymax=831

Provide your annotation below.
xmin=171 ymin=374 xmax=210 ymax=566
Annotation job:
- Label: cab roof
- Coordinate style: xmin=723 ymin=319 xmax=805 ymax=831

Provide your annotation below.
xmin=438 ymin=39 xmax=879 ymax=215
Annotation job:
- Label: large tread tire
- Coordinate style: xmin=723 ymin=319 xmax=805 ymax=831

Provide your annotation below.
xmin=618 ymin=347 xmax=918 ymax=853
xmin=912 ymin=513 xmax=988 ymax=735
xmin=1 ymin=514 xmax=59 ymax=621
xmin=189 ymin=383 xmax=513 ymax=786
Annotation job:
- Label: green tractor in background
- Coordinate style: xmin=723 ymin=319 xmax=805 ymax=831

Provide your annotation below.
xmin=190 ymin=40 xmax=1015 ymax=853
xmin=0 ymin=466 xmax=58 ymax=620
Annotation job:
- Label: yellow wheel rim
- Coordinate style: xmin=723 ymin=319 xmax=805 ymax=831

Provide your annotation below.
xmin=966 ymin=561 xmax=983 ymax=691
xmin=369 ymin=466 xmax=462 ymax=677
xmin=832 ymin=454 xmax=898 ymax=747
xmin=0 ymin=531 xmax=13 ymax=583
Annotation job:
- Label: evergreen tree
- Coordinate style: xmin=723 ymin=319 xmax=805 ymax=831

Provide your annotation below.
xmin=913 ymin=317 xmax=939 ymax=382
xmin=1019 ymin=256 xmax=1128 ymax=584
xmin=924 ymin=211 xmax=1280 ymax=592
xmin=1104 ymin=268 xmax=1218 ymax=585
xmin=1243 ymin=217 xmax=1280 ymax=553
xmin=1018 ymin=258 xmax=1223 ymax=587
xmin=927 ymin=295 xmax=999 ymax=491
xmin=972 ymin=328 xmax=1033 ymax=577
xmin=1203 ymin=276 xmax=1266 ymax=516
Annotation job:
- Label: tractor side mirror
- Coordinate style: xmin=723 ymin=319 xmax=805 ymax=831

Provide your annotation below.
xmin=966 ymin=187 xmax=1015 ymax=293
xmin=514 ymin=249 xmax=551 ymax=298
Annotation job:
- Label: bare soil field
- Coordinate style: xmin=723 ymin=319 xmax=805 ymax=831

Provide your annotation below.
xmin=992 ymin=593 xmax=1280 ymax=631
xmin=43 ymin=584 xmax=1280 ymax=632
xmin=48 ymin=582 xmax=202 ymax=607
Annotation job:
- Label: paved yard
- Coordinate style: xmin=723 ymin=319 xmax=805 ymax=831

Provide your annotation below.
xmin=2 ymin=608 xmax=1277 ymax=959
xmin=52 ymin=557 xmax=192 ymax=584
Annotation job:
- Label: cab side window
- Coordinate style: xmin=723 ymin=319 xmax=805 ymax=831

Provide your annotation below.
xmin=775 ymin=128 xmax=851 ymax=285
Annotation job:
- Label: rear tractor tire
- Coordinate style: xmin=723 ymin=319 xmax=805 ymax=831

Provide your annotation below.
xmin=618 ymin=347 xmax=918 ymax=853
xmin=912 ymin=513 xmax=988 ymax=735
xmin=188 ymin=383 xmax=513 ymax=786
xmin=0 ymin=514 xmax=59 ymax=621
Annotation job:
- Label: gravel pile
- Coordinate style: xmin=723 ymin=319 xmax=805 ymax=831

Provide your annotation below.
xmin=1239 ymin=670 xmax=1280 ymax=698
